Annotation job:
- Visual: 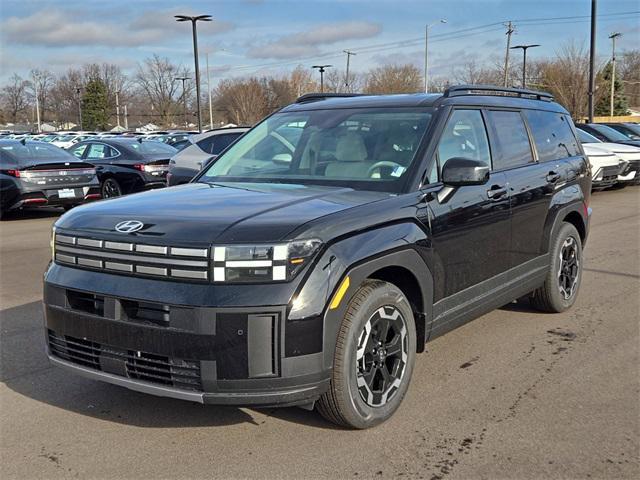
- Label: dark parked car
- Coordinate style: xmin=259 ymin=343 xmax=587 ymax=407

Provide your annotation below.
xmin=600 ymin=122 xmax=640 ymax=141
xmin=69 ymin=139 xmax=178 ymax=198
xmin=576 ymin=123 xmax=640 ymax=147
xmin=0 ymin=140 xmax=100 ymax=217
xmin=167 ymin=127 xmax=248 ymax=185
xmin=46 ymin=86 xmax=591 ymax=428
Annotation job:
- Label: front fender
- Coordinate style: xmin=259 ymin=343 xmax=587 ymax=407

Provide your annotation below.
xmin=288 ymin=222 xmax=434 ymax=369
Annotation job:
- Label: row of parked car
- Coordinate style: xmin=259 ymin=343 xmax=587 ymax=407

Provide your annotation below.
xmin=0 ymin=118 xmax=638 ymax=218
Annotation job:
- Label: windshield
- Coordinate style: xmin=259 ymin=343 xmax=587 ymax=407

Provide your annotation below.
xmin=591 ymin=124 xmax=633 ymax=141
xmin=199 ymin=108 xmax=433 ymax=192
xmin=128 ymin=141 xmax=178 ymax=155
xmin=577 ymin=129 xmax=601 ymax=143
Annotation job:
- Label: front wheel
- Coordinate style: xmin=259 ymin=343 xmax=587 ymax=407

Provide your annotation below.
xmin=101 ymin=178 xmax=122 ymax=198
xmin=531 ymin=222 xmax=583 ymax=313
xmin=317 ymin=279 xmax=416 ymax=429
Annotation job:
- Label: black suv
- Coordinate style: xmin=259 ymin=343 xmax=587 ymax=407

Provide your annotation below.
xmin=45 ymin=86 xmax=591 ymax=429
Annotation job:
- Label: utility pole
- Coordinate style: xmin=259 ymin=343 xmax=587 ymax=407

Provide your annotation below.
xmin=115 ymin=90 xmax=121 ymax=128
xmin=123 ymin=104 xmax=129 ymax=130
xmin=76 ymin=87 xmax=83 ymax=130
xmin=609 ymin=32 xmax=622 ymax=117
xmin=425 ymin=19 xmax=447 ymax=93
xmin=312 ymin=65 xmax=332 ymax=93
xmin=588 ymin=0 xmax=597 ymax=123
xmin=503 ymin=21 xmax=515 ymax=87
xmin=175 ymin=76 xmax=190 ymax=128
xmin=510 ymin=44 xmax=540 ymax=88
xmin=206 ymin=52 xmax=213 ymax=130
xmin=343 ymin=50 xmax=356 ymax=91
xmin=33 ymin=75 xmax=41 ymax=133
xmin=175 ymin=14 xmax=212 ymax=132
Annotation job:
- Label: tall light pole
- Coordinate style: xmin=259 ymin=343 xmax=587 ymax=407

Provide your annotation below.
xmin=425 ymin=19 xmax=446 ymax=93
xmin=312 ymin=65 xmax=332 ymax=93
xmin=510 ymin=44 xmax=540 ymax=88
xmin=175 ymin=76 xmax=190 ymax=128
xmin=343 ymin=50 xmax=356 ymax=91
xmin=76 ymin=87 xmax=83 ymax=130
xmin=588 ymin=0 xmax=597 ymax=122
xmin=609 ymin=32 xmax=622 ymax=117
xmin=206 ymin=52 xmax=213 ymax=130
xmin=115 ymin=90 xmax=121 ymax=128
xmin=175 ymin=14 xmax=212 ymax=132
xmin=33 ymin=75 xmax=41 ymax=133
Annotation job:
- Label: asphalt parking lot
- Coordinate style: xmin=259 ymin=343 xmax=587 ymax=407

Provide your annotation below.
xmin=1 ymin=187 xmax=638 ymax=480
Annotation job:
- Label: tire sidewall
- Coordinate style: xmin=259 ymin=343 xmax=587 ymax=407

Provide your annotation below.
xmin=101 ymin=178 xmax=121 ymax=198
xmin=548 ymin=223 xmax=583 ymax=311
xmin=337 ymin=283 xmax=416 ymax=429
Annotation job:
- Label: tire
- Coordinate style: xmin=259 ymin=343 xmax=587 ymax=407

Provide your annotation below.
xmin=317 ymin=279 xmax=416 ymax=429
xmin=101 ymin=178 xmax=122 ymax=198
xmin=530 ymin=222 xmax=583 ymax=313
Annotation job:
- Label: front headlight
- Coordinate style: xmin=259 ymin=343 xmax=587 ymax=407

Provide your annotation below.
xmin=212 ymin=239 xmax=322 ymax=283
xmin=50 ymin=225 xmax=56 ymax=260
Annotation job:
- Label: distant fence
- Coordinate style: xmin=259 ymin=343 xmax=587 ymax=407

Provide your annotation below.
xmin=581 ymin=115 xmax=640 ymax=123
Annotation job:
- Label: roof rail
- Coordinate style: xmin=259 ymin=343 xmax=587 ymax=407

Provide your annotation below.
xmin=295 ymin=92 xmax=366 ymax=103
xmin=443 ymin=84 xmax=554 ymax=101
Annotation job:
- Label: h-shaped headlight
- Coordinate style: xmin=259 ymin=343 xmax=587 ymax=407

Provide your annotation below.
xmin=211 ymin=239 xmax=322 ymax=283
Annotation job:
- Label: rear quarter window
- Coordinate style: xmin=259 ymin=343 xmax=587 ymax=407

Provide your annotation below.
xmin=524 ymin=110 xmax=580 ymax=161
xmin=486 ymin=110 xmax=533 ymax=170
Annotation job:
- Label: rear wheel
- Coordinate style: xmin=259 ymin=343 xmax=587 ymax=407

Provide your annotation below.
xmin=317 ymin=280 xmax=416 ymax=429
xmin=531 ymin=222 xmax=583 ymax=313
xmin=101 ymin=178 xmax=122 ymax=198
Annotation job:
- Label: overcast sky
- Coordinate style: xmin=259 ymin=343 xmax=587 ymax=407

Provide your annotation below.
xmin=1 ymin=0 xmax=638 ymax=84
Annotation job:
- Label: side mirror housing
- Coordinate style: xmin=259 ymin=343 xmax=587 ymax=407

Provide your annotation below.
xmin=441 ymin=157 xmax=490 ymax=186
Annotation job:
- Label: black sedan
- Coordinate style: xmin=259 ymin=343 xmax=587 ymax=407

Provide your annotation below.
xmin=0 ymin=140 xmax=101 ymax=217
xmin=575 ymin=123 xmax=640 ymax=148
xmin=601 ymin=122 xmax=640 ymax=141
xmin=69 ymin=139 xmax=177 ymax=198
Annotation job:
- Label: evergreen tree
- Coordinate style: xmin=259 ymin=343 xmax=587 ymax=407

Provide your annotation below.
xmin=81 ymin=78 xmax=109 ymax=129
xmin=595 ymin=61 xmax=629 ymax=116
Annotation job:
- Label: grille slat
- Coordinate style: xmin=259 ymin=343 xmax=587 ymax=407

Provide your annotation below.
xmin=54 ymin=234 xmax=209 ymax=282
xmin=48 ymin=331 xmax=203 ymax=391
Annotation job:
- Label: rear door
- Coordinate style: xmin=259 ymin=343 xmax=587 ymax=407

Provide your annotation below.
xmin=425 ymin=108 xmax=511 ymax=300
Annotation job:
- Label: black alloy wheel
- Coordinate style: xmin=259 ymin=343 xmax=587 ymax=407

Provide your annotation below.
xmin=101 ymin=178 xmax=122 ymax=198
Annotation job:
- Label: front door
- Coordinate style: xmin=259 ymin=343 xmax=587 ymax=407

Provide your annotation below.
xmin=424 ymin=108 xmax=511 ymax=305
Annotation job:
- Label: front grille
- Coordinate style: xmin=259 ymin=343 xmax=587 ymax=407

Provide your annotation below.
xmin=48 ymin=330 xmax=203 ymax=391
xmin=601 ymin=165 xmax=620 ymax=179
xmin=54 ymin=233 xmax=209 ymax=281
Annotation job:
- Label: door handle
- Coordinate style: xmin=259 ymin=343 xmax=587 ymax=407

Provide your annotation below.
xmin=487 ymin=185 xmax=507 ymax=200
xmin=546 ymin=171 xmax=562 ymax=183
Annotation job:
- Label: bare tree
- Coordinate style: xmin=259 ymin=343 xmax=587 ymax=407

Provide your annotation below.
xmin=619 ymin=49 xmax=640 ymax=110
xmin=215 ymin=77 xmax=269 ymax=125
xmin=1 ymin=74 xmax=30 ymax=123
xmin=135 ymin=55 xmax=191 ymax=126
xmin=364 ymin=64 xmax=422 ymax=94
xmin=27 ymin=69 xmax=55 ymax=124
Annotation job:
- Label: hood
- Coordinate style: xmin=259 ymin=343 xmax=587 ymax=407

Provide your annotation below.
xmin=586 ymin=142 xmax=640 ymax=154
xmin=583 ymin=144 xmax=620 ymax=168
xmin=56 ymin=182 xmax=390 ymax=243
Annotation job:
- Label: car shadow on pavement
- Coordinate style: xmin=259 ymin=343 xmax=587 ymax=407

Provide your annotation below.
xmin=0 ymin=301 xmax=339 ymax=430
xmin=1 ymin=208 xmax=62 ymax=222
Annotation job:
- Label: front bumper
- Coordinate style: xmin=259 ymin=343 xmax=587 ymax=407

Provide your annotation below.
xmin=618 ymin=160 xmax=640 ymax=184
xmin=44 ymin=280 xmax=329 ymax=407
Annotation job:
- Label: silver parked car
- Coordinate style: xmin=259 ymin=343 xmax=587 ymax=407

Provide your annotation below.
xmin=167 ymin=127 xmax=248 ymax=185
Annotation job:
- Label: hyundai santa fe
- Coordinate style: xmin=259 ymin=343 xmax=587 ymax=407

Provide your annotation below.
xmin=45 ymin=85 xmax=591 ymax=429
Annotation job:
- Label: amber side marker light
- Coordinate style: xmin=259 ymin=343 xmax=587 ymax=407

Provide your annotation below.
xmin=329 ymin=276 xmax=350 ymax=310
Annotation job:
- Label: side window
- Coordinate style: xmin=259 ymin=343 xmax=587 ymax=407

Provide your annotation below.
xmin=196 ymin=137 xmax=215 ymax=154
xmin=86 ymin=143 xmax=109 ymax=160
xmin=486 ymin=110 xmax=533 ymax=170
xmin=70 ymin=144 xmax=87 ymax=158
xmin=211 ymin=133 xmax=242 ymax=155
xmin=437 ymin=110 xmax=491 ymax=172
xmin=524 ymin=110 xmax=580 ymax=161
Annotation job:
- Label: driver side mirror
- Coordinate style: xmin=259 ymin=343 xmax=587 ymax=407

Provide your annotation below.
xmin=441 ymin=157 xmax=490 ymax=186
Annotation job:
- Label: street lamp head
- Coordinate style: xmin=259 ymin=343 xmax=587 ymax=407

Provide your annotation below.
xmin=511 ymin=44 xmax=541 ymax=50
xmin=174 ymin=14 xmax=212 ymax=22
xmin=440 ymin=19 xmax=447 ymax=24
xmin=609 ymin=32 xmax=622 ymax=39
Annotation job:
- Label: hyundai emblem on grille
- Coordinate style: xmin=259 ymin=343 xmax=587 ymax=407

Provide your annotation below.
xmin=115 ymin=220 xmax=144 ymax=233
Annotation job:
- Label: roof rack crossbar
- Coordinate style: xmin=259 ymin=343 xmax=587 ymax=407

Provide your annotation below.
xmin=443 ymin=84 xmax=553 ymax=101
xmin=295 ymin=93 xmax=367 ymax=103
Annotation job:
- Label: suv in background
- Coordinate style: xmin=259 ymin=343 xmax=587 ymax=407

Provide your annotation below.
xmin=167 ymin=127 xmax=248 ymax=185
xmin=45 ymin=86 xmax=591 ymax=429
xmin=576 ymin=123 xmax=640 ymax=148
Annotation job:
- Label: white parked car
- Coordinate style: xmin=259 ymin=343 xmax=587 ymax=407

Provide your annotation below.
xmin=51 ymin=133 xmax=94 ymax=149
xmin=582 ymin=144 xmax=621 ymax=189
xmin=577 ymin=128 xmax=640 ymax=185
